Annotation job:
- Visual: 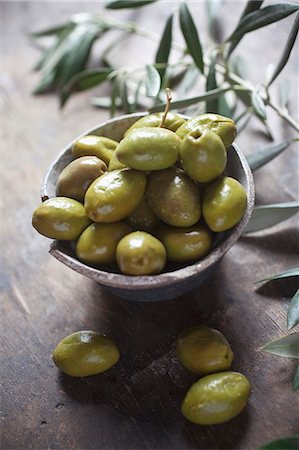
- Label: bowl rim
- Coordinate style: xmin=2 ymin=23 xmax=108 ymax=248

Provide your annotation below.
xmin=42 ymin=112 xmax=255 ymax=290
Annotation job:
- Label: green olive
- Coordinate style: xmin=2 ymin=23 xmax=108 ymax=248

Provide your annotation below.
xmin=32 ymin=197 xmax=91 ymax=240
xmin=76 ymin=222 xmax=132 ymax=266
xmin=116 ymin=231 xmax=166 ymax=275
xmin=176 ymin=113 xmax=236 ymax=148
xmin=115 ymin=127 xmax=181 ymax=171
xmin=126 ymin=197 xmax=162 ymax=232
xmin=146 ymin=168 xmax=201 ymax=227
xmin=53 ymin=331 xmax=120 ymax=377
xmin=108 ymin=151 xmax=127 ymax=171
xmin=180 ymin=129 xmax=227 ymax=183
xmin=72 ymin=135 xmax=118 ymax=165
xmin=203 ymin=176 xmax=247 ymax=232
xmin=84 ymin=169 xmax=147 ymax=223
xmin=124 ymin=112 xmax=186 ymax=136
xmin=157 ymin=225 xmax=212 ymax=262
xmin=176 ymin=326 xmax=233 ymax=374
xmin=181 ymin=372 xmax=250 ymax=425
xmin=56 ymin=156 xmax=107 ymax=202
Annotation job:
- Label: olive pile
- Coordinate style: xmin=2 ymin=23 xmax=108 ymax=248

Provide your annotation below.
xmin=176 ymin=325 xmax=250 ymax=425
xmin=53 ymin=325 xmax=250 ymax=425
xmin=32 ymin=113 xmax=247 ymax=275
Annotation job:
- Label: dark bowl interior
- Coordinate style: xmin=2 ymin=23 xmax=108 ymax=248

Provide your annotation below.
xmin=41 ymin=113 xmax=255 ymax=301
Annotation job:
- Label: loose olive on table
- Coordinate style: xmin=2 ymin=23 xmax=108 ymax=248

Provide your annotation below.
xmin=53 ymin=331 xmax=120 ymax=377
xmin=32 ymin=112 xmax=247 ymax=276
xmin=181 ymin=371 xmax=251 ymax=425
xmin=176 ymin=325 xmax=233 ymax=374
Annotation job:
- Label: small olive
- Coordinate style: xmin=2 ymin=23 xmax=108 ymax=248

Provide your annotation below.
xmin=176 ymin=326 xmax=233 ymax=374
xmin=32 ymin=197 xmax=91 ymax=240
xmin=146 ymin=168 xmax=201 ymax=227
xmin=56 ymin=156 xmax=107 ymax=202
xmin=203 ymin=176 xmax=247 ymax=232
xmin=76 ymin=222 xmax=131 ymax=266
xmin=176 ymin=113 xmax=236 ymax=148
xmin=84 ymin=169 xmax=147 ymax=223
xmin=72 ymin=135 xmax=118 ymax=165
xmin=157 ymin=225 xmax=212 ymax=263
xmin=126 ymin=197 xmax=162 ymax=232
xmin=53 ymin=331 xmax=120 ymax=377
xmin=115 ymin=127 xmax=181 ymax=171
xmin=181 ymin=371 xmax=250 ymax=425
xmin=116 ymin=231 xmax=166 ymax=275
xmin=124 ymin=112 xmax=186 ymax=136
xmin=180 ymin=129 xmax=227 ymax=183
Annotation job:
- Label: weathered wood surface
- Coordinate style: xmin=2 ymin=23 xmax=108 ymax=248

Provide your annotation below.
xmin=1 ymin=2 xmax=298 ymax=449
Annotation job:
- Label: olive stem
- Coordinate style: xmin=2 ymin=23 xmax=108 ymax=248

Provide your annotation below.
xmin=159 ymin=88 xmax=172 ymax=128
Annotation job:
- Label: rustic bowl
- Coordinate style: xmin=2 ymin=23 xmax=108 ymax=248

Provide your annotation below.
xmin=42 ymin=113 xmax=254 ymax=302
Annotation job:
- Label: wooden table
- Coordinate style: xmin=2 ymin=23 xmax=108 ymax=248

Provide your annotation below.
xmin=1 ymin=2 xmax=298 ymax=449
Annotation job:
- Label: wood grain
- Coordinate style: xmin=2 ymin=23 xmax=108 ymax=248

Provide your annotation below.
xmin=1 ymin=2 xmax=298 ymax=449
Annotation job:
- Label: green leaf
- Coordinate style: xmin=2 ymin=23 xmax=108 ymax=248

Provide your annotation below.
xmin=259 ymin=435 xmax=299 ymax=450
xmin=30 ymin=23 xmax=68 ymax=38
xmin=288 ymin=290 xmax=299 ymax=330
xmin=179 ymin=2 xmax=204 ymax=74
xmin=278 ymin=80 xmax=290 ymax=108
xmin=247 ymin=140 xmax=292 ymax=171
xmin=256 ymin=266 xmax=299 ymax=284
xmin=260 ymin=333 xmax=299 ymax=358
xmin=155 ymin=14 xmax=173 ymax=83
xmin=145 ymin=64 xmax=161 ymax=97
xmin=120 ymin=78 xmax=132 ymax=113
xmin=237 ymin=112 xmax=252 ymax=134
xmin=105 ymin=0 xmax=157 ymax=9
xmin=268 ymin=12 xmax=299 ymax=86
xmin=244 ymin=201 xmax=299 ymax=234
xmin=133 ymin=79 xmax=143 ymax=111
xmin=206 ymin=51 xmax=218 ymax=113
xmin=149 ymin=86 xmax=232 ymax=112
xmin=251 ymin=90 xmax=267 ymax=120
xmin=206 ymin=0 xmax=223 ymax=43
xmin=293 ymin=366 xmax=299 ymax=390
xmin=34 ymin=22 xmax=102 ymax=94
xmin=228 ymin=3 xmax=299 ymax=42
xmin=227 ymin=1 xmax=264 ymax=55
xmin=60 ymin=68 xmax=112 ymax=107
xmin=176 ymin=65 xmax=199 ymax=97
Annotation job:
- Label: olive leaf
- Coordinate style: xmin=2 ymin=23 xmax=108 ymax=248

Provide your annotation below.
xmin=256 ymin=266 xmax=299 ymax=284
xmin=179 ymin=2 xmax=204 ymax=74
xmin=259 ymin=435 xmax=299 ymax=450
xmin=227 ymin=0 xmax=264 ymax=56
xmin=149 ymin=86 xmax=233 ymax=112
xmin=120 ymin=78 xmax=132 ymax=113
xmin=251 ymin=90 xmax=267 ymax=120
xmin=247 ymin=140 xmax=292 ymax=171
xmin=236 ymin=111 xmax=252 ymax=134
xmin=34 ymin=22 xmax=103 ymax=94
xmin=267 ymin=11 xmax=299 ymax=86
xmin=244 ymin=202 xmax=299 ymax=234
xmin=293 ymin=366 xmax=299 ymax=390
xmin=288 ymin=289 xmax=299 ymax=330
xmin=206 ymin=51 xmax=218 ymax=113
xmin=206 ymin=0 xmax=223 ymax=43
xmin=227 ymin=3 xmax=299 ymax=42
xmin=60 ymin=68 xmax=113 ymax=107
xmin=145 ymin=64 xmax=161 ymax=97
xmin=105 ymin=0 xmax=157 ymax=9
xmin=30 ymin=23 xmax=68 ymax=38
xmin=259 ymin=333 xmax=299 ymax=358
xmin=176 ymin=66 xmax=199 ymax=98
xmin=278 ymin=80 xmax=290 ymax=109
xmin=155 ymin=14 xmax=173 ymax=84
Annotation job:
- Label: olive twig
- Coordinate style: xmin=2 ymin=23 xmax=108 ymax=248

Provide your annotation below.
xmin=159 ymin=88 xmax=172 ymax=128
